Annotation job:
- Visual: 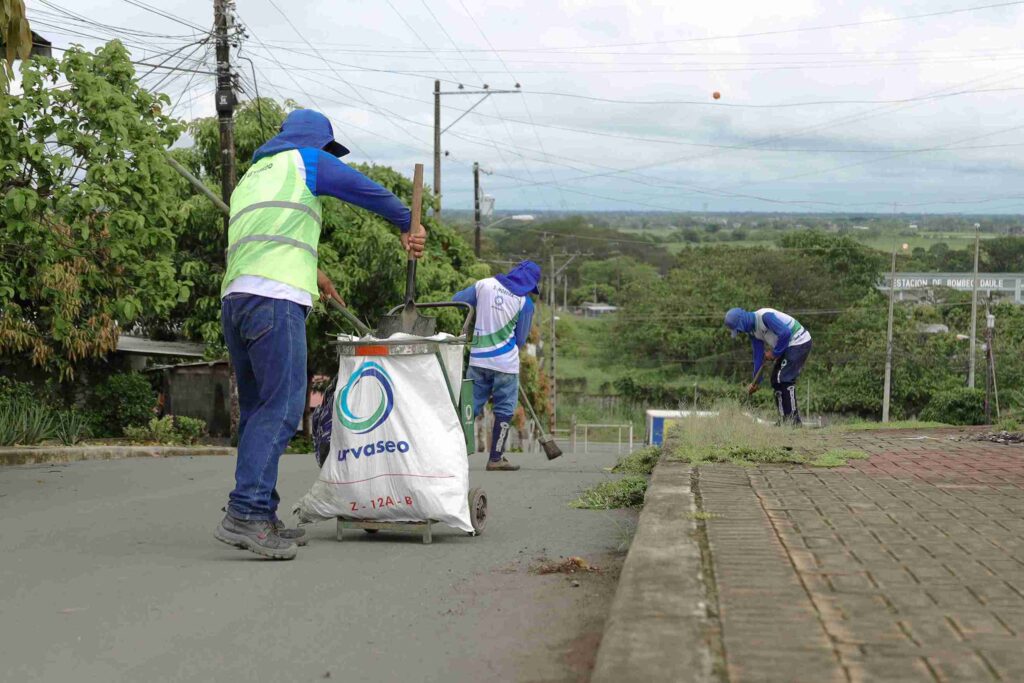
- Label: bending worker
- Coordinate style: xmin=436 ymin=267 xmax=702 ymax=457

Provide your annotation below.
xmin=724 ymin=307 xmax=812 ymax=426
xmin=453 ymin=261 xmax=541 ymax=471
xmin=215 ymin=109 xmax=426 ymax=560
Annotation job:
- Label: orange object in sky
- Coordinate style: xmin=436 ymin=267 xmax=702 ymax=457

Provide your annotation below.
xmin=712 ymin=91 xmax=721 ymax=99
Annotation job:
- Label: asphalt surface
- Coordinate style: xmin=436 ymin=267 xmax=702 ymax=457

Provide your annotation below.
xmin=0 ymin=445 xmax=635 ymax=683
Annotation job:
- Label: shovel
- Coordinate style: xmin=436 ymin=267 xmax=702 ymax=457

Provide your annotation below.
xmin=518 ymin=385 xmax=563 ymax=460
xmin=376 ymin=163 xmax=437 ymax=338
xmin=326 ymin=298 xmax=371 ymax=337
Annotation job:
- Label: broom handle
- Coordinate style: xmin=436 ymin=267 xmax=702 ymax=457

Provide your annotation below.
xmin=519 ymin=385 xmax=548 ymax=436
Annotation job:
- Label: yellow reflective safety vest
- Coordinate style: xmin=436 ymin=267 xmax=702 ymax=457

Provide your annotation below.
xmin=221 ymin=150 xmax=322 ymax=300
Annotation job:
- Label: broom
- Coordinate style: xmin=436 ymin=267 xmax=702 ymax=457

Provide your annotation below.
xmin=519 ymin=386 xmax=563 ymax=460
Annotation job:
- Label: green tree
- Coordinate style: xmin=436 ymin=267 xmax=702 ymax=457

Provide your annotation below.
xmin=1 ymin=0 xmax=31 ymax=91
xmin=0 ymin=42 xmax=185 ymax=379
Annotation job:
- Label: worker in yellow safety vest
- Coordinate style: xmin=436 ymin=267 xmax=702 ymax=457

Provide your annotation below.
xmin=213 ymin=109 xmax=426 ymax=560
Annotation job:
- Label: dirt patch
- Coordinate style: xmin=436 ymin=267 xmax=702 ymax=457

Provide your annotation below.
xmin=534 ymin=555 xmax=602 ymax=575
xmin=443 ymin=551 xmax=625 ymax=683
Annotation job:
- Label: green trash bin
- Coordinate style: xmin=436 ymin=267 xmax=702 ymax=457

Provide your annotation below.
xmin=459 ymin=379 xmax=475 ymax=453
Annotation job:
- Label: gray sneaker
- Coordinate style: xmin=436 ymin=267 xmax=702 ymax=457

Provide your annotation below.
xmin=214 ymin=514 xmax=297 ymax=560
xmin=272 ymin=517 xmax=307 ymax=546
xmin=486 ymin=457 xmax=520 ymax=471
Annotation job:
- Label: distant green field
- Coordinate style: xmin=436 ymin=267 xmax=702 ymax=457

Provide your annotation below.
xmin=654 ymin=229 xmax=993 ymax=254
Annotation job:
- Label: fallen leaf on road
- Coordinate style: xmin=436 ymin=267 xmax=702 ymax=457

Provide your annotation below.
xmin=535 ymin=556 xmax=600 ymax=575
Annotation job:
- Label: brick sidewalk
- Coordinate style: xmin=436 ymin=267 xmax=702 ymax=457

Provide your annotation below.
xmin=697 ymin=430 xmax=1024 ymax=683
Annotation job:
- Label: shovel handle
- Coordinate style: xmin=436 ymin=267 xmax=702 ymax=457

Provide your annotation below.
xmin=403 ymin=163 xmax=425 ymax=305
xmin=327 ymin=298 xmax=371 ymax=336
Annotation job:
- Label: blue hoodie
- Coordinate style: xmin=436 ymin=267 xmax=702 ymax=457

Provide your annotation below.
xmin=725 ymin=307 xmax=796 ymax=381
xmin=251 ymin=109 xmax=411 ymax=232
xmin=452 ymin=260 xmax=542 ymax=349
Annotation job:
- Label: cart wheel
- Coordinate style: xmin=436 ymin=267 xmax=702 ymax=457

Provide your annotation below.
xmin=468 ymin=487 xmax=487 ymax=534
xmin=364 ymin=528 xmax=379 ymax=534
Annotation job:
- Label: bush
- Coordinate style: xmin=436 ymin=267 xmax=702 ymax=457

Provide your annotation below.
xmin=54 ymin=411 xmax=91 ymax=445
xmin=0 ymin=403 xmax=57 ymax=446
xmin=124 ymin=415 xmax=208 ymax=445
xmin=173 ymin=416 xmax=208 ymax=445
xmin=0 ymin=377 xmax=35 ymax=407
xmin=920 ymin=388 xmax=985 ymax=425
xmin=91 ymin=373 xmax=157 ymax=436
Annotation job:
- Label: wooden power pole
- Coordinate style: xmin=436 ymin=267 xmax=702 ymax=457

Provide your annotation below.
xmin=433 ymin=79 xmax=441 ymax=219
xmin=473 ymin=162 xmax=481 ymax=257
xmin=214 ymin=0 xmax=237 ymax=241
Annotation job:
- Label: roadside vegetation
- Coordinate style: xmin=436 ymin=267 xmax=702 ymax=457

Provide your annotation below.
xmin=663 ymin=404 xmax=868 ymax=468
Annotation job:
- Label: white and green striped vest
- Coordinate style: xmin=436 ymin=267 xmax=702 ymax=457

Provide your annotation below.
xmin=753 ymin=308 xmax=812 ymax=349
xmin=221 ymin=150 xmax=322 ymax=299
xmin=470 ymin=277 xmax=525 ymax=374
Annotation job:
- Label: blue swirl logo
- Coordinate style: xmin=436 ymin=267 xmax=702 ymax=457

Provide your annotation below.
xmin=335 ymin=361 xmax=395 ymax=434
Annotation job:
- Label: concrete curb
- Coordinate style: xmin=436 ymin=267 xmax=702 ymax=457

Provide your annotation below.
xmin=591 ymin=460 xmax=712 ymax=683
xmin=0 ymin=445 xmax=236 ymax=466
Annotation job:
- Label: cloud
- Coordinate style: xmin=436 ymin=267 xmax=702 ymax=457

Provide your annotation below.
xmin=27 ymin=0 xmax=1024 ymax=213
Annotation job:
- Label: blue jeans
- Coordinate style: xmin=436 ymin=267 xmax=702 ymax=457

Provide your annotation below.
xmin=221 ymin=294 xmax=308 ymax=521
xmin=467 ymin=365 xmax=519 ymax=419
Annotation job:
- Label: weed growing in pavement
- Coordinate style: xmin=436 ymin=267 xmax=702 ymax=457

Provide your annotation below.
xmin=664 ymin=403 xmax=868 ymax=467
xmin=835 ymin=420 xmax=950 ymax=432
xmin=571 ymin=476 xmax=648 ymax=509
xmin=611 ymin=445 xmax=661 ymax=475
xmin=687 ymin=511 xmax=720 ymax=521
xmin=996 ymin=416 xmax=1022 ymax=433
xmin=810 ymin=449 xmax=871 ymax=468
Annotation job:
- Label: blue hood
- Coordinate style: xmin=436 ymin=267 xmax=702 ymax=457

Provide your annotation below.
xmin=495 ymin=260 xmax=542 ymax=296
xmin=252 ymin=109 xmax=350 ymax=163
xmin=724 ymin=307 xmax=755 ymax=337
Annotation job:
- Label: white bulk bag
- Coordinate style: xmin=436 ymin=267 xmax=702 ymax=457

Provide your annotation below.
xmin=294 ymin=336 xmax=472 ymax=532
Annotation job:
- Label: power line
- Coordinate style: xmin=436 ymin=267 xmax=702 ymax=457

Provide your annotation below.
xmin=499 ymin=0 xmax=1024 ymax=52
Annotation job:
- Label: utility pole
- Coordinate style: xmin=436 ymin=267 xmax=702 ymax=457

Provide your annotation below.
xmin=882 ymin=245 xmax=897 ymax=423
xmin=985 ymin=305 xmax=993 ymax=422
xmin=988 ymin=310 xmax=1000 ymax=418
xmin=550 ymin=254 xmax=556 ymax=427
xmin=214 ymin=0 xmax=237 ymax=242
xmin=968 ymin=224 xmax=981 ymax=388
xmin=433 ymin=79 xmax=441 ymax=218
xmin=473 ymin=162 xmax=481 ymax=257
xmin=432 ymin=82 xmax=521 ymax=222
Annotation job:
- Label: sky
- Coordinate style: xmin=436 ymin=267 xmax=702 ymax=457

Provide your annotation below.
xmin=23 ymin=0 xmax=1024 ymax=214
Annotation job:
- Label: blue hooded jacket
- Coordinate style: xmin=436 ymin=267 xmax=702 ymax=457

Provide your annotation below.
xmin=249 ymin=109 xmax=410 ymax=232
xmin=452 ymin=260 xmax=541 ymax=350
xmin=725 ymin=307 xmax=799 ymax=381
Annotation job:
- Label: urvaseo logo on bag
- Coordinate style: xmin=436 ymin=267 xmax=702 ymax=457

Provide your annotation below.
xmin=335 ymin=361 xmax=395 ymax=434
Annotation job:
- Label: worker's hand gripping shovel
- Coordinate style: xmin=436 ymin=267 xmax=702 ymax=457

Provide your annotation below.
xmin=377 ymin=163 xmax=436 ymax=337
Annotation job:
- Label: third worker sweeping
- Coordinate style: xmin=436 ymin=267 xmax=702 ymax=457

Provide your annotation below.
xmin=453 ymin=261 xmax=541 ymax=471
xmin=725 ymin=306 xmax=812 ymax=426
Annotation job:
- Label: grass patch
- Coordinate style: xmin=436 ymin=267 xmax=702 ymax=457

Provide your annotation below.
xmin=571 ymin=476 xmax=648 ymax=509
xmin=664 ymin=404 xmax=810 ymax=465
xmin=665 ymin=403 xmax=868 ymax=466
xmin=611 ymin=445 xmax=661 ymax=475
xmin=809 ymin=449 xmax=870 ymax=468
xmin=835 ymin=420 xmax=950 ymax=432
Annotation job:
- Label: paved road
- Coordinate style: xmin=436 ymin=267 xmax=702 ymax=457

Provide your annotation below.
xmin=0 ymin=445 xmax=635 ymax=683
xmin=698 ymin=429 xmax=1024 ymax=682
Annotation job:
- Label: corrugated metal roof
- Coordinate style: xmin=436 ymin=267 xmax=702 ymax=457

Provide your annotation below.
xmin=116 ymin=335 xmax=206 ymax=357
